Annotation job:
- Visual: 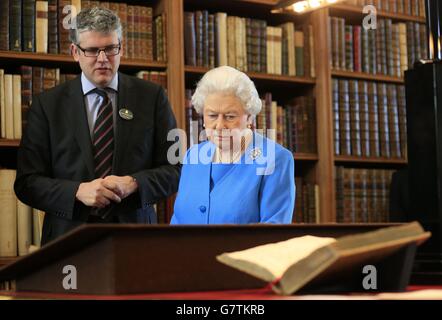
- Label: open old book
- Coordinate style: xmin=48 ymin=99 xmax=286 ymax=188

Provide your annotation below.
xmin=216 ymin=222 xmax=431 ymax=295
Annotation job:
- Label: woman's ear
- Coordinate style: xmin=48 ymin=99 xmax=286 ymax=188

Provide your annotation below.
xmin=246 ymin=115 xmax=255 ymax=129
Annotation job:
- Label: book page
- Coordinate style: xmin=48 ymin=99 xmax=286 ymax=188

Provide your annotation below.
xmin=218 ymin=236 xmax=336 ymax=278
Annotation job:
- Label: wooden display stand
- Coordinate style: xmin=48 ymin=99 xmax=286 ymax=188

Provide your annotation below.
xmin=0 ymin=224 xmax=418 ymax=295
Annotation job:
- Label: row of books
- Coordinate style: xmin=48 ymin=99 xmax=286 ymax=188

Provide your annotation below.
xmin=0 ymin=0 xmax=167 ymax=62
xmin=154 ymin=194 xmax=176 ymax=224
xmin=0 ymin=67 xmax=77 ymax=140
xmin=335 ymin=167 xmax=394 ymax=223
xmin=184 ymin=11 xmax=315 ymax=77
xmin=0 ymin=169 xmax=44 ymax=258
xmin=0 ymin=67 xmax=167 ymax=140
xmin=293 ymin=178 xmax=319 ymax=223
xmin=184 ymin=89 xmax=317 ymax=154
xmin=0 ymin=167 xmax=176 ymax=258
xmin=344 ymin=0 xmax=426 ymax=17
xmin=333 ymin=17 xmax=427 ymax=75
xmin=329 ymin=17 xmax=427 ymax=77
xmin=332 ymin=79 xmax=406 ymax=159
xmin=257 ymin=93 xmax=317 ymax=154
xmin=135 ymin=71 xmax=167 ymax=91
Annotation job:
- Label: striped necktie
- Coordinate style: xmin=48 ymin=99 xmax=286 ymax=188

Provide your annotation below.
xmin=92 ymin=88 xmax=114 ymax=179
xmin=89 ymin=88 xmax=115 ymax=221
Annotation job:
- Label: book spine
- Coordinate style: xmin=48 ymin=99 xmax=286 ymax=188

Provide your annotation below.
xmin=301 ymin=24 xmax=310 ymax=78
xmin=0 ymin=69 xmax=5 ymax=139
xmin=332 ymin=79 xmax=340 ymax=155
xmin=48 ymin=0 xmax=59 ymax=54
xmin=235 ymin=17 xmax=242 ymax=71
xmin=118 ymin=3 xmax=128 ymax=61
xmin=208 ymin=14 xmax=215 ymax=68
xmin=184 ymin=12 xmax=196 ymax=66
xmin=195 ymin=11 xmax=204 ymax=67
xmin=23 ymin=0 xmax=36 ymax=52
xmin=280 ymin=24 xmax=288 ymax=76
xmin=20 ymin=66 xmax=33 ymax=133
xmin=338 ymin=79 xmax=351 ymax=156
xmin=126 ymin=5 xmax=135 ymax=60
xmin=349 ymin=80 xmax=361 ymax=157
xmin=36 ymin=1 xmax=49 ymax=53
xmin=377 ymin=83 xmax=391 ymax=158
xmin=353 ymin=26 xmax=362 ymax=72
xmin=274 ymin=27 xmax=282 ymax=75
xmin=43 ymin=68 xmax=57 ymax=90
xmin=358 ymin=81 xmax=370 ymax=157
xmin=260 ymin=20 xmax=267 ymax=73
xmin=387 ymin=84 xmax=401 ymax=158
xmin=133 ymin=6 xmax=141 ymax=60
xmin=17 ymin=199 xmax=32 ymax=256
xmin=12 ymin=74 xmax=22 ymax=140
xmin=345 ymin=25 xmax=354 ymax=71
xmin=0 ymin=170 xmax=18 ymax=257
xmin=4 ymin=74 xmax=14 ymax=139
xmin=9 ymin=0 xmax=22 ymax=51
xmin=295 ymin=30 xmax=304 ymax=77
xmin=0 ymin=1 xmax=9 ymax=50
xmin=146 ymin=7 xmax=153 ymax=61
xmin=397 ymin=85 xmax=407 ymax=157
xmin=215 ymin=12 xmax=228 ymax=67
xmin=343 ymin=168 xmax=356 ymax=222
xmin=32 ymin=67 xmax=44 ymax=95
xmin=202 ymin=11 xmax=209 ymax=68
xmin=162 ymin=12 xmax=167 ymax=62
xmin=309 ymin=24 xmax=315 ymax=78
xmin=138 ymin=6 xmax=149 ymax=60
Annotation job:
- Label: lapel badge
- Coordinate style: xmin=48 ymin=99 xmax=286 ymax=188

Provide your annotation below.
xmin=249 ymin=147 xmax=262 ymax=160
xmin=119 ymin=108 xmax=134 ymax=120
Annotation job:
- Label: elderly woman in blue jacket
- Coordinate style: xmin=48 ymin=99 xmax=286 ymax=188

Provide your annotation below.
xmin=170 ymin=66 xmax=295 ymax=224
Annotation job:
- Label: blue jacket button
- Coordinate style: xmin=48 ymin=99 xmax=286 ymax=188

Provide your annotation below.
xmin=199 ymin=205 xmax=207 ymax=213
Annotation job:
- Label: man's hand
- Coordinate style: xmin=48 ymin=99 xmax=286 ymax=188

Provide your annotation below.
xmin=76 ymin=178 xmax=122 ymax=208
xmin=102 ymin=175 xmax=139 ymax=200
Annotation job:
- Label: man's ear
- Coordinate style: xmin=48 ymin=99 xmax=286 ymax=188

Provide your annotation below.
xmin=71 ymin=43 xmax=80 ymax=62
xmin=119 ymin=41 xmax=124 ymax=58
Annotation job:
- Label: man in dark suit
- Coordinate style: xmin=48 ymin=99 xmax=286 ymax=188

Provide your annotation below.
xmin=14 ymin=7 xmax=180 ymax=245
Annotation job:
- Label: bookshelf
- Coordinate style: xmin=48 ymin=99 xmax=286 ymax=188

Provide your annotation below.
xmin=185 ymin=65 xmax=316 ymax=84
xmin=329 ymin=3 xmax=426 ymax=24
xmin=0 ymin=0 xmax=428 ymax=260
xmin=0 ymin=257 xmax=16 ymax=268
xmin=334 ymin=155 xmax=408 ymax=165
xmin=0 ymin=139 xmax=20 ymax=147
xmin=331 ymin=70 xmax=404 ymax=83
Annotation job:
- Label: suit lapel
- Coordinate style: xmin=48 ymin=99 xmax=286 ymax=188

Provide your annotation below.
xmin=68 ymin=76 xmax=95 ymax=178
xmin=113 ymin=73 xmax=135 ymax=173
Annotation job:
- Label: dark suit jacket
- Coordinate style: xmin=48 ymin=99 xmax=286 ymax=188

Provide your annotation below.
xmin=14 ymin=72 xmax=181 ymax=245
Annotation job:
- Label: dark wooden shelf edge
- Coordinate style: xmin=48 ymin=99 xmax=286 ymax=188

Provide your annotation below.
xmin=0 ymin=257 xmax=17 ymax=268
xmin=332 ymin=70 xmax=404 ymax=83
xmin=334 ymin=156 xmax=408 ymax=165
xmin=294 ymin=153 xmax=319 ymax=161
xmin=0 ymin=139 xmax=20 ymax=147
xmin=185 ymin=66 xmax=316 ymax=84
xmin=0 ymin=51 xmax=167 ymax=69
xmin=330 ymin=4 xmax=426 ymax=23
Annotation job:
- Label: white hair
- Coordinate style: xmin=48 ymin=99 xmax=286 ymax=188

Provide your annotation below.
xmin=191 ymin=66 xmax=262 ymax=115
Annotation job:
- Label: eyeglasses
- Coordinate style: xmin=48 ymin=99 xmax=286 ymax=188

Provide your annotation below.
xmin=76 ymin=43 xmax=121 ymax=57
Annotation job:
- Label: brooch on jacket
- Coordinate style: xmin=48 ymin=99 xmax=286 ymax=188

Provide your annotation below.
xmin=249 ymin=148 xmax=262 ymax=160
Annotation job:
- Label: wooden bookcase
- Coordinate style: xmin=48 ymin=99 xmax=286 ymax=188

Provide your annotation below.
xmin=0 ymin=0 xmax=426 ymax=262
